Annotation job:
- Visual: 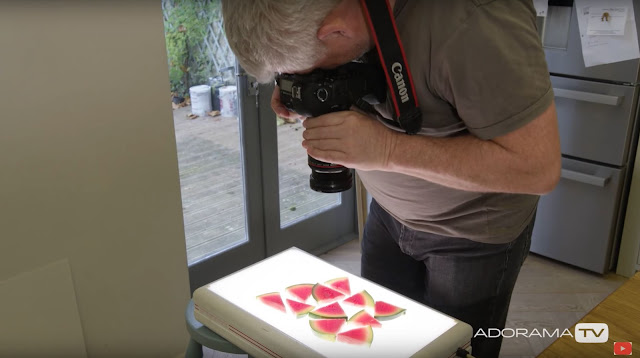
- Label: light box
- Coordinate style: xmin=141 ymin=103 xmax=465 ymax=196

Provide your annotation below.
xmin=193 ymin=247 xmax=472 ymax=357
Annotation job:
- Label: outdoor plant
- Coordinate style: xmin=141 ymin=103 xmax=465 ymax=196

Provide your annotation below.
xmin=164 ymin=0 xmax=221 ymax=99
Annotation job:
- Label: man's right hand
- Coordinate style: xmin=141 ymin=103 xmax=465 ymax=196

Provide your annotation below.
xmin=271 ymin=86 xmax=306 ymax=121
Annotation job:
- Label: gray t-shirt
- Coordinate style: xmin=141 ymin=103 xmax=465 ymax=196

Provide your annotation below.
xmin=358 ymin=0 xmax=554 ymax=243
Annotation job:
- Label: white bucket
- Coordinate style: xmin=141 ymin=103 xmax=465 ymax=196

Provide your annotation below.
xmin=219 ymin=85 xmax=237 ymax=117
xmin=189 ymin=85 xmax=212 ymax=116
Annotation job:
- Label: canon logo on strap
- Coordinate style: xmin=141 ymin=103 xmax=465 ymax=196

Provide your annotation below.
xmin=391 ymin=62 xmax=409 ymax=103
xmin=361 ymin=0 xmax=422 ymax=134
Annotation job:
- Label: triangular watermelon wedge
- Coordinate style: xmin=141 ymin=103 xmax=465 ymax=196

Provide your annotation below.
xmin=309 ymin=302 xmax=347 ymax=319
xmin=325 ymin=277 xmax=351 ymax=295
xmin=312 ymin=283 xmax=345 ymax=304
xmin=337 ymin=326 xmax=374 ymax=346
xmin=309 ymin=319 xmax=345 ymax=341
xmin=256 ymin=292 xmax=286 ymax=313
xmin=285 ymin=283 xmax=313 ymax=302
xmin=285 ymin=299 xmax=314 ymax=318
xmin=374 ymin=301 xmax=406 ymax=321
xmin=342 ymin=290 xmax=375 ymax=309
xmin=348 ymin=309 xmax=381 ymax=328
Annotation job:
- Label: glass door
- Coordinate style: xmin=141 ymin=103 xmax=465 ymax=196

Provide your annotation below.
xmin=181 ymin=66 xmax=267 ymax=292
xmin=163 ymin=0 xmax=357 ymax=292
xmin=258 ymin=82 xmax=358 ymax=256
xmin=163 ymin=0 xmax=264 ymax=292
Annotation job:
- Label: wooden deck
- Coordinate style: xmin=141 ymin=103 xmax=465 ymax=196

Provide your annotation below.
xmin=172 ymin=106 xmax=338 ymax=263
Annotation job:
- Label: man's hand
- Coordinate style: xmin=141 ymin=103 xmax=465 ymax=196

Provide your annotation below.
xmin=271 ymin=86 xmax=306 ymax=121
xmin=302 ymin=108 xmax=398 ymax=171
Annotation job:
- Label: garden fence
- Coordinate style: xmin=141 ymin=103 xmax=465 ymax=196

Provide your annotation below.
xmin=162 ymin=0 xmax=235 ymax=78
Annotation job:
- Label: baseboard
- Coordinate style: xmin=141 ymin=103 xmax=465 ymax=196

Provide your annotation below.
xmin=309 ymin=232 xmax=358 ymax=256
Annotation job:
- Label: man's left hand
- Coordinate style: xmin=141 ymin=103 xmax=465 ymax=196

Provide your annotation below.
xmin=302 ymin=109 xmax=398 ymax=171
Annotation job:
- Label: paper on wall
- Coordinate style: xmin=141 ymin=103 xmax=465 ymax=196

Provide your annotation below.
xmin=575 ymin=0 xmax=640 ymax=67
xmin=534 ymin=0 xmax=548 ymax=17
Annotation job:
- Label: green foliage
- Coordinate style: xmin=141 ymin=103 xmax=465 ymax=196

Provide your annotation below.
xmin=164 ymin=0 xmax=221 ymax=98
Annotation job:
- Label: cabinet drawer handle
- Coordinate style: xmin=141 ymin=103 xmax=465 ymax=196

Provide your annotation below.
xmin=553 ymin=88 xmax=622 ymax=106
xmin=561 ymin=169 xmax=611 ymax=187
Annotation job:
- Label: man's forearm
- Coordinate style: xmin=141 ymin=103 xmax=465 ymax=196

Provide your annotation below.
xmin=385 ymin=132 xmax=558 ymax=194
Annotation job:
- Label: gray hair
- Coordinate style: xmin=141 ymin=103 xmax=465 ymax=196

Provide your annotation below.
xmin=221 ymin=0 xmax=341 ymax=83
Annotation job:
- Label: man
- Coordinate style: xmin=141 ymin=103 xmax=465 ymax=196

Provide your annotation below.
xmin=222 ymin=1 xmax=560 ymax=356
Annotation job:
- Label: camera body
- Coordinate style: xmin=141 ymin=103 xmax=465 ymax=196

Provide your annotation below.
xmin=277 ymin=62 xmax=386 ymax=118
xmin=276 ymin=62 xmax=386 ymax=193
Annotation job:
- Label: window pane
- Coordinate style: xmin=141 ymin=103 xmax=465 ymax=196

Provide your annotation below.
xmin=163 ymin=0 xmax=247 ymax=264
xmin=277 ymin=118 xmax=341 ymax=228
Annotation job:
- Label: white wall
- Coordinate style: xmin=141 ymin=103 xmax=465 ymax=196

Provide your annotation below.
xmin=0 ymin=1 xmax=191 ymax=356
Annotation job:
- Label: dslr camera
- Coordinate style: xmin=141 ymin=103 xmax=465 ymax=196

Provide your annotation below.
xmin=276 ymin=61 xmax=386 ymax=193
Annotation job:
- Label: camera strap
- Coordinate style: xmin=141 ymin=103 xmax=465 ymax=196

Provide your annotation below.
xmin=360 ymin=0 xmax=422 ymax=134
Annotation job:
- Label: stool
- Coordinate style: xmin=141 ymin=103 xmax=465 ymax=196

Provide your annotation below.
xmin=185 ymin=300 xmax=251 ymax=358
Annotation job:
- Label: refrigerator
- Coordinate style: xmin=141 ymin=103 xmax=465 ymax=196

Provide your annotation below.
xmin=530 ymin=1 xmax=640 ymax=273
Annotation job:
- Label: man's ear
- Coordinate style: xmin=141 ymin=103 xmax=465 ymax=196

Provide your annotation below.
xmin=317 ymin=2 xmax=354 ymax=43
xmin=317 ymin=19 xmax=351 ymax=42
xmin=318 ymin=20 xmax=349 ymax=41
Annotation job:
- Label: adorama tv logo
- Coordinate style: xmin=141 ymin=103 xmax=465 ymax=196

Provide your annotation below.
xmin=574 ymin=323 xmax=609 ymax=343
xmin=614 ymin=342 xmax=632 ymax=355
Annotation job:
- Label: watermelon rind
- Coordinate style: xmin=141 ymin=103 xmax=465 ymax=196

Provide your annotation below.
xmin=311 ymin=330 xmax=336 ymax=342
xmin=342 ymin=290 xmax=375 ymax=309
xmin=309 ymin=302 xmax=347 ymax=319
xmin=256 ymin=292 xmax=286 ymax=313
xmin=285 ymin=299 xmax=314 ymax=318
xmin=374 ymin=301 xmax=406 ymax=321
xmin=309 ymin=319 xmax=345 ymax=341
xmin=311 ymin=283 xmax=345 ymax=304
xmin=324 ymin=277 xmax=351 ymax=295
xmin=336 ymin=326 xmax=374 ymax=346
xmin=285 ymin=283 xmax=314 ymax=302
xmin=348 ymin=309 xmax=382 ymax=328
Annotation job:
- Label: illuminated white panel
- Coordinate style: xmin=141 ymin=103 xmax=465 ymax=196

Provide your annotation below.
xmin=196 ymin=247 xmax=465 ymax=358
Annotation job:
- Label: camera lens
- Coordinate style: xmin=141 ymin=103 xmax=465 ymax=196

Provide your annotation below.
xmin=308 ymin=156 xmax=353 ymax=193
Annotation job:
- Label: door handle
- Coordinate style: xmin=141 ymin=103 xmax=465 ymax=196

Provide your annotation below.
xmin=553 ymin=88 xmax=623 ymax=106
xmin=561 ymin=169 xmax=611 ymax=187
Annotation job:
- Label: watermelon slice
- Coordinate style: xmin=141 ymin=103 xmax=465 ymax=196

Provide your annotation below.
xmin=309 ymin=319 xmax=345 ymax=341
xmin=337 ymin=326 xmax=374 ymax=346
xmin=286 ymin=283 xmax=313 ymax=302
xmin=285 ymin=299 xmax=314 ymax=318
xmin=342 ymin=290 xmax=375 ymax=309
xmin=256 ymin=292 xmax=285 ymax=313
xmin=309 ymin=302 xmax=347 ymax=319
xmin=311 ymin=283 xmax=345 ymax=304
xmin=348 ymin=309 xmax=381 ymax=328
xmin=374 ymin=301 xmax=406 ymax=320
xmin=325 ymin=277 xmax=351 ymax=295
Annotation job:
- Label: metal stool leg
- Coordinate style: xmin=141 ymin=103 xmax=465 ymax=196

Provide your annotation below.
xmin=185 ymin=338 xmax=203 ymax=358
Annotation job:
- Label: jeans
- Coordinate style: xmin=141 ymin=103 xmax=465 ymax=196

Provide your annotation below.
xmin=361 ymin=199 xmax=533 ymax=358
